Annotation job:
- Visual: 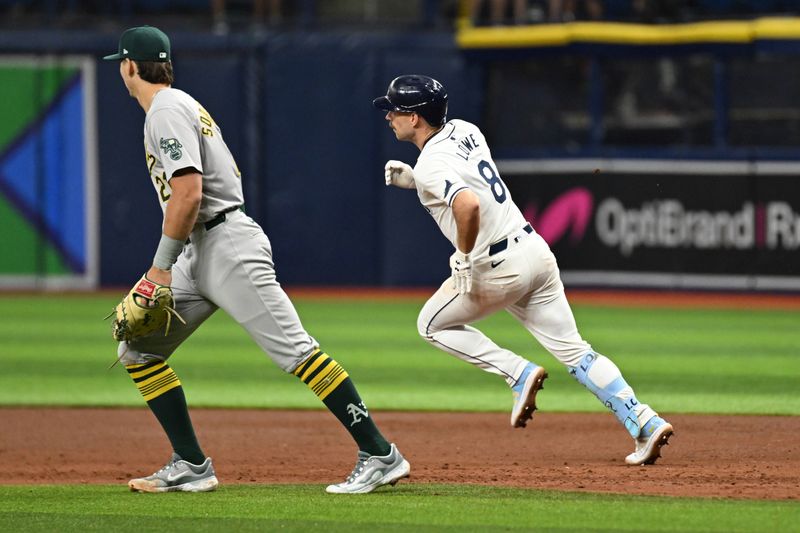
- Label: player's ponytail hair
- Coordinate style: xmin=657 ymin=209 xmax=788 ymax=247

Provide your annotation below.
xmin=136 ymin=61 xmax=174 ymax=85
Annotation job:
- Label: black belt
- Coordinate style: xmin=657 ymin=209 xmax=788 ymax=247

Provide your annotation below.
xmin=488 ymin=223 xmax=533 ymax=256
xmin=186 ymin=206 xmax=244 ymax=244
xmin=204 ymin=205 xmax=243 ymax=231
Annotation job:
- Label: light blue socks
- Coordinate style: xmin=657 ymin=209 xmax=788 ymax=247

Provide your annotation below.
xmin=570 ymin=352 xmax=654 ymax=438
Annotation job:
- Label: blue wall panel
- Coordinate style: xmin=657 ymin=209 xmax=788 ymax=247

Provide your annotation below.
xmin=97 ymin=60 xmax=162 ymax=286
xmin=260 ymin=33 xmax=471 ymax=286
xmin=262 ymin=36 xmax=381 ymax=285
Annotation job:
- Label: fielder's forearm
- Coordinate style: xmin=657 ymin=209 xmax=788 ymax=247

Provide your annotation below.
xmin=163 ymin=172 xmax=203 ymax=241
xmin=452 ymin=189 xmax=480 ymax=254
xmin=151 ymin=172 xmax=202 ymax=274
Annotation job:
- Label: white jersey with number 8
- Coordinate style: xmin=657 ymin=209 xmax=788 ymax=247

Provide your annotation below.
xmin=412 ymin=119 xmax=532 ymax=260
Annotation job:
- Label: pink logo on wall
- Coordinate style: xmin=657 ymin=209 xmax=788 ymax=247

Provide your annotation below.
xmin=523 ymin=188 xmax=593 ymax=246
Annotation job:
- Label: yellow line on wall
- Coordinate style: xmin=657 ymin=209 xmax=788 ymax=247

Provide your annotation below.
xmin=456 ymin=17 xmax=800 ymax=49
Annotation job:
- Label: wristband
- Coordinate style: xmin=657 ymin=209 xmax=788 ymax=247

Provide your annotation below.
xmin=153 ymin=234 xmax=185 ymax=270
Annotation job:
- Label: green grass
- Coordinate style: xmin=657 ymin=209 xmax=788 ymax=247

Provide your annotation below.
xmin=0 ymin=484 xmax=797 ymax=533
xmin=0 ymin=294 xmax=798 ymax=414
xmin=1 ymin=294 xmax=798 ymax=532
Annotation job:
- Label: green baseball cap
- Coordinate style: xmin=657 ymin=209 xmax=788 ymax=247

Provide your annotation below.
xmin=103 ymin=26 xmax=171 ymax=62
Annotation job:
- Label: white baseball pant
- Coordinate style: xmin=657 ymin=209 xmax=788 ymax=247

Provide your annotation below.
xmin=417 ymin=228 xmax=592 ymax=385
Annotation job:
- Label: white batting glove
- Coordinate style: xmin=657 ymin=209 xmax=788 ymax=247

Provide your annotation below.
xmin=384 ymin=160 xmax=416 ymax=189
xmin=449 ymin=250 xmax=472 ymax=295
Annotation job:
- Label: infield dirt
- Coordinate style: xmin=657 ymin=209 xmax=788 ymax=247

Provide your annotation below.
xmin=1 ymin=408 xmax=796 ymax=500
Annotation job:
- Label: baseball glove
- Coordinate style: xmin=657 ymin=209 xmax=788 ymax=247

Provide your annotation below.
xmin=107 ymin=274 xmax=185 ymax=343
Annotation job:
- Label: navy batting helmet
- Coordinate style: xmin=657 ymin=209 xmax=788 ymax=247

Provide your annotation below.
xmin=373 ymin=75 xmax=448 ymax=127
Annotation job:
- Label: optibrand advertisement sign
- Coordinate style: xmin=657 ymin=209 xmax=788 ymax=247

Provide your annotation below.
xmin=499 ymin=160 xmax=800 ymax=290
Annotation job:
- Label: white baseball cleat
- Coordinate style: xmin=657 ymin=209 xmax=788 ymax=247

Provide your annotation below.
xmin=510 ymin=362 xmax=548 ymax=428
xmin=128 ymin=453 xmax=219 ymax=493
xmin=326 ymin=443 xmax=410 ymax=494
xmin=625 ymin=416 xmax=674 ymax=466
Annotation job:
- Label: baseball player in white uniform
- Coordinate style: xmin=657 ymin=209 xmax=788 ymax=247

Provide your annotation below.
xmin=103 ymin=26 xmax=409 ymax=494
xmin=374 ymin=75 xmax=674 ymax=465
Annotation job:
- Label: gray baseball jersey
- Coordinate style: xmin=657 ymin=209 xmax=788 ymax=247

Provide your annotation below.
xmin=144 ymin=88 xmax=243 ymax=223
xmin=410 ymin=119 xmax=592 ymax=384
xmin=119 ymin=88 xmax=318 ymax=371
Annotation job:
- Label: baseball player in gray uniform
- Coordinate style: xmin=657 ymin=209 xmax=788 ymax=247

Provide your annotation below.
xmin=374 ymin=75 xmax=674 ymax=465
xmin=103 ymin=26 xmax=409 ymax=494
